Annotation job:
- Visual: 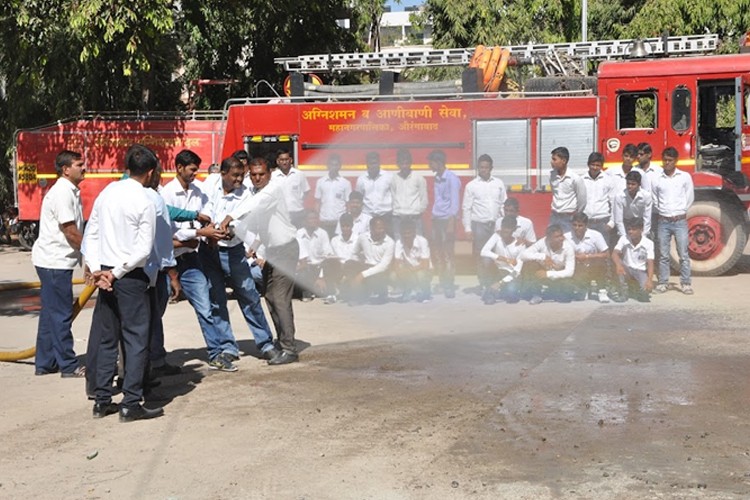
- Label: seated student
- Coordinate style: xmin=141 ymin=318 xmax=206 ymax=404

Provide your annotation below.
xmin=393 ymin=219 xmax=432 ymax=303
xmin=565 ymin=212 xmax=611 ymax=303
xmin=336 ymin=191 xmax=372 ymax=239
xmin=326 ymin=213 xmax=358 ymax=304
xmin=611 ymin=218 xmax=654 ymax=302
xmin=346 ymin=216 xmax=394 ymax=305
xmin=498 ymin=197 xmax=537 ymax=247
xmin=479 ymin=215 xmax=524 ymax=304
xmin=520 ymin=224 xmax=576 ymax=304
xmin=295 ymin=211 xmax=334 ymax=301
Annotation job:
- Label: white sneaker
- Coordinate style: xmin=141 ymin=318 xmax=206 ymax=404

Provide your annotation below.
xmin=323 ymin=295 xmax=337 ymax=304
xmin=598 ymin=289 xmax=610 ymax=303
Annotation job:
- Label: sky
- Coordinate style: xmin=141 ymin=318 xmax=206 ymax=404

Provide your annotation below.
xmin=387 ymin=0 xmax=423 ymax=12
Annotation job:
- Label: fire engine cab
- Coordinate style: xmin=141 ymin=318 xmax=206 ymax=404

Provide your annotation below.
xmin=13 ymin=33 xmax=750 ymax=276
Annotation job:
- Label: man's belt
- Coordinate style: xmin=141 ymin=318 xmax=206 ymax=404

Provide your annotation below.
xmin=660 ymin=214 xmax=686 ymax=222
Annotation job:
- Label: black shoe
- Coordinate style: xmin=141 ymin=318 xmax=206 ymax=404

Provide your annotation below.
xmin=267 ymin=350 xmax=299 ymax=365
xmin=61 ymin=365 xmax=86 ymax=378
xmin=92 ymin=402 xmax=119 ymax=419
xmin=444 ymin=288 xmax=455 ymax=299
xmin=119 ymin=404 xmax=164 ymax=422
xmin=151 ymin=363 xmax=182 ymax=377
xmin=262 ymin=346 xmax=281 ymax=361
xmin=35 ymin=368 xmax=59 ymax=376
xmin=482 ymin=289 xmax=496 ymax=305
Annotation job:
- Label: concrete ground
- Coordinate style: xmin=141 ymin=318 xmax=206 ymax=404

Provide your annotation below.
xmin=1 ymin=244 xmax=750 ymax=499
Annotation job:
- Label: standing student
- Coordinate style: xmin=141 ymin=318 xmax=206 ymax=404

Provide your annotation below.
xmin=272 ymin=149 xmax=310 ymax=228
xmin=32 ymin=150 xmax=86 ymax=378
xmin=315 ymin=154 xmax=352 ymax=237
xmin=548 ymin=146 xmax=586 ymax=234
xmin=428 ymin=149 xmax=461 ymax=298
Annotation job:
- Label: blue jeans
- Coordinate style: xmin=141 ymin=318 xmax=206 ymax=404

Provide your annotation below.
xmin=201 ymin=244 xmax=275 ymax=354
xmin=657 ymin=218 xmax=690 ymax=285
xmin=177 ymin=252 xmax=239 ymax=361
xmin=34 ymin=267 xmax=78 ymax=373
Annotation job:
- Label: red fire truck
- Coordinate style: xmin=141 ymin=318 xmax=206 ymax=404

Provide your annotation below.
xmin=13 ymin=33 xmax=750 ymax=275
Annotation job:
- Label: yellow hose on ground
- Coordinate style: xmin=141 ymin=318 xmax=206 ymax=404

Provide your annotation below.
xmin=0 ymin=283 xmax=96 ymax=362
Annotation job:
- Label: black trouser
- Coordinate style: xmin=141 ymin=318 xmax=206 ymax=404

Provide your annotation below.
xmin=263 ymin=239 xmax=300 ymax=353
xmin=431 ymin=217 xmax=456 ymax=289
xmin=471 ymin=220 xmax=495 ymax=283
xmin=91 ymin=268 xmax=152 ymax=409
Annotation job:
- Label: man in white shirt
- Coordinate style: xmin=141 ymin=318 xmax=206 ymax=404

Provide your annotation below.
xmin=652 ymin=147 xmax=694 ymax=295
xmin=607 ymin=143 xmax=648 ymax=194
xmin=82 ymin=144 xmax=162 ymax=421
xmin=347 ymin=216 xmax=395 ymax=305
xmin=499 ymin=197 xmax=536 ymax=246
xmin=391 ymin=148 xmax=428 ymax=237
xmin=566 ymin=213 xmax=610 ymax=303
xmin=637 ymin=143 xmax=660 ymax=191
xmin=355 ymin=151 xmax=393 ymax=229
xmin=549 ymin=146 xmax=587 ymax=234
xmin=314 ymin=154 xmax=352 ymax=237
xmin=326 ymin=213 xmax=358 ymax=303
xmin=31 ymin=150 xmax=86 ymax=378
xmin=221 ymin=157 xmax=301 ymax=365
xmin=612 ymin=218 xmax=655 ymax=302
xmin=462 ymin=154 xmax=507 ymax=282
xmin=612 ymin=170 xmax=653 ymax=239
xmin=161 ymin=150 xmax=239 ymax=369
xmin=200 ymin=156 xmax=278 ymax=371
xmin=335 ymin=191 xmax=371 ymax=238
xmin=296 ymin=211 xmax=335 ymax=300
xmin=480 ymin=216 xmax=524 ymax=305
xmin=582 ymin=152 xmax=614 ymax=242
xmin=520 ymin=224 xmax=576 ymax=304
xmin=393 ymin=219 xmax=431 ymax=303
xmin=272 ymin=149 xmax=310 ymax=228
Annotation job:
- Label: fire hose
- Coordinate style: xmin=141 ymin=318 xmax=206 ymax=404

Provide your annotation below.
xmin=0 ymin=280 xmax=96 ymax=362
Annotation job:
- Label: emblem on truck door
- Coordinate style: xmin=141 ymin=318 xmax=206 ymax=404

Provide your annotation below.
xmin=606 ymin=138 xmax=621 ymax=153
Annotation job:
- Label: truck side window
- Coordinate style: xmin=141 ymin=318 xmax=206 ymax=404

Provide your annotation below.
xmin=671 ymin=87 xmax=691 ymax=131
xmin=617 ymin=92 xmax=656 ymax=129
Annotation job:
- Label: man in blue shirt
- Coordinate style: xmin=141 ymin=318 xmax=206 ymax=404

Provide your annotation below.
xmin=428 ymin=150 xmax=461 ymax=298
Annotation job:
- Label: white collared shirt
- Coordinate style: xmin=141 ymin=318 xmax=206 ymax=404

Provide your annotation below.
xmin=336 ymin=212 xmax=372 ymax=238
xmin=461 ymin=176 xmax=507 ymax=231
xmin=330 ymin=234 xmax=357 ymax=263
xmin=82 ymin=178 xmax=156 ymax=280
xmin=355 ymin=171 xmax=393 ymax=215
xmin=230 ymin=178 xmax=297 ymax=248
xmin=144 ymin=188 xmax=176 ymax=284
xmin=352 ymin=232 xmax=395 ymax=278
xmin=652 ymin=169 xmax=694 ymax=217
xmin=160 ymin=178 xmax=208 ymax=257
xmin=32 ymin=177 xmax=84 ymax=269
xmin=315 ymin=175 xmax=352 ymax=222
xmin=272 ymin=167 xmax=310 ymax=213
xmin=296 ymin=227 xmax=333 ymax=265
xmin=615 ymin=234 xmax=654 ymax=271
xmin=550 ymin=169 xmax=587 ymax=214
xmin=612 ymin=188 xmax=653 ymax=235
xmin=521 ymin=237 xmax=576 ymax=280
xmin=202 ymin=184 xmax=249 ymax=247
xmin=395 ymin=234 xmax=431 ymax=268
xmin=480 ymin=233 xmax=524 ymax=276
xmin=496 ymin=215 xmax=537 ymax=244
xmin=640 ymin=164 xmax=662 ymax=193
xmin=606 ymin=165 xmax=650 ymax=194
xmin=582 ymin=172 xmax=613 ymax=220
xmin=565 ymin=228 xmax=609 ymax=255
xmin=391 ymin=171 xmax=428 ymax=216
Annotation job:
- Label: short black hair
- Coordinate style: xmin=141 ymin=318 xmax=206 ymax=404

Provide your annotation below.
xmin=349 ymin=191 xmax=364 ymax=201
xmin=625 ymin=170 xmax=642 ymax=184
xmin=637 ymin=143 xmax=652 ymax=154
xmin=545 ymin=224 xmax=563 ymax=237
xmin=54 ymin=150 xmax=82 ymax=176
xmin=623 ymin=144 xmax=638 ymax=157
xmin=427 ymin=150 xmax=446 ymax=164
xmin=220 ymin=155 xmax=243 ymax=174
xmin=232 ymin=149 xmax=249 ymax=162
xmin=500 ymin=215 xmax=517 ymax=230
xmin=339 ymin=213 xmax=354 ymax=226
xmin=551 ymin=147 xmax=569 ymax=162
xmin=125 ymin=144 xmax=158 ymax=176
xmin=572 ymin=212 xmax=589 ymax=224
xmin=662 ymin=146 xmax=679 ymax=159
xmin=176 ymin=149 xmax=202 ymax=168
xmin=625 ymin=218 xmax=644 ymax=230
xmin=588 ymin=152 xmax=604 ymax=165
xmin=477 ymin=153 xmax=493 ymax=166
xmin=504 ymin=197 xmax=519 ymax=209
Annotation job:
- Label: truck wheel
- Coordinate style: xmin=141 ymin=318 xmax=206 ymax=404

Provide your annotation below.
xmin=17 ymin=222 xmax=38 ymax=250
xmin=675 ymin=200 xmax=747 ymax=276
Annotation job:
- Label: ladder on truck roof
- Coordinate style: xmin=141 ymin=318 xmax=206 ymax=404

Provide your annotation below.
xmin=275 ymin=33 xmax=719 ymax=75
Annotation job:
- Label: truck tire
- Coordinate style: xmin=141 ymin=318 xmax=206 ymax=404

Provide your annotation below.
xmin=17 ymin=222 xmax=38 ymax=251
xmin=674 ymin=200 xmax=747 ymax=276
